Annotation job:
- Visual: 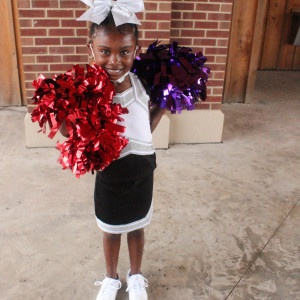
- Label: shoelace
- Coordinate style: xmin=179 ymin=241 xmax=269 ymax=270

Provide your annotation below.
xmin=126 ymin=274 xmax=149 ymax=294
xmin=95 ymin=274 xmax=122 ymax=297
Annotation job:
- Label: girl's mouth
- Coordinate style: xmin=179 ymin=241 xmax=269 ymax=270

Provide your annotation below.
xmin=105 ymin=68 xmax=123 ymax=76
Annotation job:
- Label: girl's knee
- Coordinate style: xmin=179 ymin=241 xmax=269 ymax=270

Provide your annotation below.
xmin=127 ymin=228 xmax=144 ymax=238
xmin=104 ymin=232 xmax=121 ymax=240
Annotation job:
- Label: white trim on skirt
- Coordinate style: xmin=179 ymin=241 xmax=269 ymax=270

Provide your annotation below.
xmin=95 ymin=202 xmax=153 ymax=234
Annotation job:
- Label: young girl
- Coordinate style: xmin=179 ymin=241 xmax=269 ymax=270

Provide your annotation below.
xmin=72 ymin=2 xmax=165 ymax=300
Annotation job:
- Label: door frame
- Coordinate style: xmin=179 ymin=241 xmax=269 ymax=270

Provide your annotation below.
xmin=12 ymin=0 xmax=26 ymax=105
xmin=223 ymin=0 xmax=269 ymax=103
xmin=245 ymin=0 xmax=269 ymax=103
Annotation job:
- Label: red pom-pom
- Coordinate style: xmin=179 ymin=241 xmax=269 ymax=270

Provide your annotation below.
xmin=31 ymin=64 xmax=129 ymax=177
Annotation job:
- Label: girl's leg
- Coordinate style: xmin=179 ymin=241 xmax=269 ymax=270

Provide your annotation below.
xmin=127 ymin=228 xmax=145 ymax=275
xmin=103 ymin=232 xmax=121 ymax=279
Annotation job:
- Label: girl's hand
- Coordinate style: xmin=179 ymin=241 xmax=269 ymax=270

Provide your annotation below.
xmin=59 ymin=120 xmax=70 ymax=138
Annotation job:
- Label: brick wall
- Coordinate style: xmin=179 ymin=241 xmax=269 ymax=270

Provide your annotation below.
xmin=17 ymin=0 xmax=233 ymax=109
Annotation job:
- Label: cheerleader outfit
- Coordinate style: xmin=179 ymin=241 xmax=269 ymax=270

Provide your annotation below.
xmin=94 ymin=72 xmax=156 ymax=234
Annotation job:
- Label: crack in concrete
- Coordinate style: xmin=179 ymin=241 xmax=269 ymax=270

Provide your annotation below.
xmin=225 ymin=199 xmax=300 ymax=299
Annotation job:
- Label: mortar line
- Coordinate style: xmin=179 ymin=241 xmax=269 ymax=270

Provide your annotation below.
xmin=225 ymin=199 xmax=299 ymax=300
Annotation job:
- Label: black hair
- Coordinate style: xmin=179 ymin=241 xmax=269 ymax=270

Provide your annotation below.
xmin=89 ymin=12 xmax=139 ymax=43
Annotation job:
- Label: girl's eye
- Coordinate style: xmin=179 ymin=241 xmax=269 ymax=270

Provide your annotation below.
xmin=121 ymin=50 xmax=130 ymax=55
xmin=99 ymin=49 xmax=110 ymax=55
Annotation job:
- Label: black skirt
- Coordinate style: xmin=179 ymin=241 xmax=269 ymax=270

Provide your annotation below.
xmin=94 ymin=153 xmax=156 ymax=234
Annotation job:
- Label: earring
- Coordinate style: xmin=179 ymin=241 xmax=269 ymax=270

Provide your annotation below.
xmin=89 ymin=44 xmax=96 ymax=61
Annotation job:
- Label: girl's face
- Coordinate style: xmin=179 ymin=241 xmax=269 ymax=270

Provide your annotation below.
xmin=90 ymin=28 xmax=139 ymax=81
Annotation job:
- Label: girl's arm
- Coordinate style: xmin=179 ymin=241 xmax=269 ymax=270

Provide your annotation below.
xmin=149 ymin=102 xmax=166 ymax=133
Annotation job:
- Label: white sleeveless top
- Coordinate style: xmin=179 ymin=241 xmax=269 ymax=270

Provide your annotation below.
xmin=113 ymin=72 xmax=155 ymax=159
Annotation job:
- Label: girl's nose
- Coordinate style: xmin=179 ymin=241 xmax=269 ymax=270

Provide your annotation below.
xmin=109 ymin=54 xmax=121 ymax=65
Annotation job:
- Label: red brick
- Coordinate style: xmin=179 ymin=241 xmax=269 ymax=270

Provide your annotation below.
xmin=61 ymin=19 xmax=87 ymax=27
xmin=206 ymin=47 xmax=228 ymax=55
xmin=144 ymin=2 xmax=157 ymax=10
xmin=172 ymin=3 xmax=195 ymax=10
xmin=196 ymin=3 xmax=220 ymax=11
xmin=181 ymin=30 xmax=205 ymax=37
xmin=18 ymin=0 xmax=30 ymax=8
xmin=23 ymin=56 xmax=35 ymax=63
xmin=143 ymin=22 xmax=157 ymax=30
xmin=25 ymin=81 xmax=35 ymax=89
xmin=205 ymin=55 xmax=216 ymax=62
xmin=25 ymin=73 xmax=37 ymax=81
xmin=170 ymin=29 xmax=180 ymax=37
xmin=195 ymin=21 xmax=218 ymax=29
xmin=75 ymin=10 xmax=87 ymax=18
xmin=183 ymin=12 xmax=207 ymax=20
xmin=37 ymin=56 xmax=62 ymax=63
xmin=210 ymin=0 xmax=232 ymax=2
xmin=24 ymin=64 xmax=48 ymax=72
xmin=62 ymin=38 xmax=88 ymax=45
xmin=145 ymin=31 xmax=170 ymax=39
xmin=219 ymin=21 xmax=231 ymax=30
xmin=159 ymin=3 xmax=171 ymax=11
xmin=20 ymin=19 xmax=32 ymax=27
xmin=19 ymin=10 xmax=45 ymax=18
xmin=206 ymin=30 xmax=229 ymax=38
xmin=26 ymin=90 xmax=34 ymax=99
xmin=32 ymin=0 xmax=59 ymax=8
xmin=171 ymin=12 xmax=181 ymax=19
xmin=208 ymin=13 xmax=231 ymax=21
xmin=207 ymin=80 xmax=224 ymax=87
xmin=49 ymin=46 xmax=75 ymax=54
xmin=76 ymin=29 xmax=89 ymax=36
xmin=171 ymin=21 xmax=193 ymax=29
xmin=47 ymin=10 xmax=74 ymax=18
xmin=60 ymin=0 xmax=86 ymax=8
xmin=195 ymin=103 xmax=210 ymax=110
xmin=49 ymin=29 xmax=75 ymax=36
xmin=63 ymin=55 xmax=88 ymax=63
xmin=217 ymin=39 xmax=229 ymax=47
xmin=213 ymin=87 xmax=224 ymax=94
xmin=158 ymin=22 xmax=170 ymax=30
xmin=214 ymin=72 xmax=225 ymax=79
xmin=22 ymin=47 xmax=47 ymax=54
xmin=38 ymin=73 xmax=57 ymax=78
xmin=216 ymin=56 xmax=227 ymax=63
xmin=21 ymin=37 xmax=34 ymax=46
xmin=206 ymin=96 xmax=222 ymax=102
xmin=20 ymin=29 xmax=47 ymax=36
xmin=221 ymin=4 xmax=233 ymax=12
xmin=50 ymin=64 xmax=82 ymax=72
xmin=34 ymin=19 xmax=60 ymax=27
xmin=170 ymin=38 xmax=193 ymax=46
xmin=146 ymin=12 xmax=171 ymax=20
xmin=76 ymin=46 xmax=88 ymax=54
xmin=135 ymin=12 xmax=144 ymax=21
xmin=194 ymin=38 xmax=216 ymax=46
xmin=35 ymin=38 xmax=61 ymax=45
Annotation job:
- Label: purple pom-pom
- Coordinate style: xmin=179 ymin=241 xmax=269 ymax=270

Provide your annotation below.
xmin=131 ymin=41 xmax=210 ymax=114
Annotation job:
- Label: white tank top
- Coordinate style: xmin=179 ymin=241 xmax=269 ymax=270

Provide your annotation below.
xmin=113 ymin=72 xmax=155 ymax=159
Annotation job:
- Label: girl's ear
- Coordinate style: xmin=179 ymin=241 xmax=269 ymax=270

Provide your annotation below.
xmin=135 ymin=45 xmax=142 ymax=58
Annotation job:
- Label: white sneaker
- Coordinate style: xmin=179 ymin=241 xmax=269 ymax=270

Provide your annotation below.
xmin=95 ymin=274 xmax=122 ymax=300
xmin=126 ymin=270 xmax=148 ymax=300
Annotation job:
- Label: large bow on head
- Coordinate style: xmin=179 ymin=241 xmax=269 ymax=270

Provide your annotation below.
xmin=77 ymin=0 xmax=144 ymax=26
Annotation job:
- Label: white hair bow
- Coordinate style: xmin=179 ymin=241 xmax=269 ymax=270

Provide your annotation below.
xmin=77 ymin=0 xmax=144 ymax=26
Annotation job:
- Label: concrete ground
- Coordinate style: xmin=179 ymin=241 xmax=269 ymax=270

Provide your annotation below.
xmin=0 ymin=71 xmax=299 ymax=299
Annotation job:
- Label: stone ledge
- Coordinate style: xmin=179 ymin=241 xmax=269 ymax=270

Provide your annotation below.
xmin=24 ymin=109 xmax=224 ymax=148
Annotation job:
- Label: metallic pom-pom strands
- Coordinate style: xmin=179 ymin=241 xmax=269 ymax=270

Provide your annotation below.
xmin=132 ymin=41 xmax=210 ymax=114
xmin=31 ymin=64 xmax=128 ymax=177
